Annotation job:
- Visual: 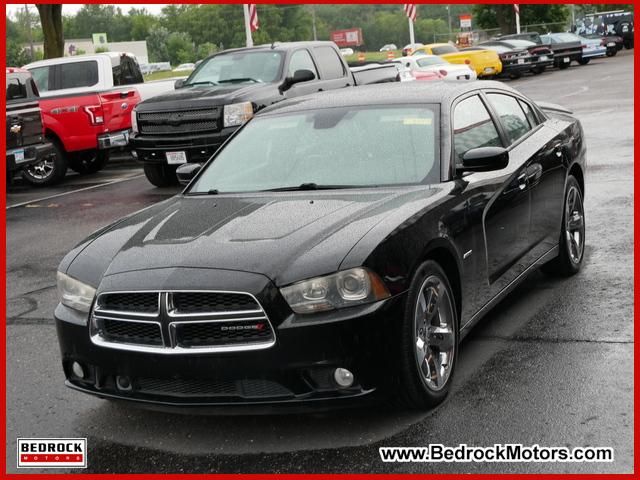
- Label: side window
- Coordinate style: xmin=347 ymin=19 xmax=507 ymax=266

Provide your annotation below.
xmin=288 ymin=49 xmax=318 ymax=79
xmin=57 ymin=61 xmax=99 ymax=90
xmin=6 ymin=76 xmax=27 ymax=101
xmin=313 ymin=46 xmax=346 ymax=80
xmin=487 ymin=93 xmax=532 ymax=144
xmin=518 ymin=99 xmax=539 ymax=128
xmin=453 ymin=95 xmax=502 ymax=164
xmin=120 ymin=57 xmax=143 ymax=85
xmin=30 ymin=66 xmax=51 ymax=92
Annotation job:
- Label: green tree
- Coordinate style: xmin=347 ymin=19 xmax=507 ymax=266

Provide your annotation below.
xmin=196 ymin=42 xmax=218 ymax=61
xmin=128 ymin=8 xmax=159 ymax=41
xmin=166 ymin=31 xmax=195 ymax=65
xmin=473 ymin=4 xmax=569 ymax=33
xmin=146 ymin=25 xmax=169 ymax=62
xmin=6 ymin=40 xmax=30 ymax=67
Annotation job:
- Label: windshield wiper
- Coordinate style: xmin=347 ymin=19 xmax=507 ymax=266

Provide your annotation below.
xmin=217 ymin=77 xmax=259 ymax=84
xmin=260 ymin=183 xmax=356 ymax=192
xmin=184 ymin=81 xmax=218 ymax=87
xmin=186 ymin=189 xmax=220 ymax=196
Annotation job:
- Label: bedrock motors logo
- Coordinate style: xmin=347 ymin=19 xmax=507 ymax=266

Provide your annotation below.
xmin=17 ymin=438 xmax=87 ymax=468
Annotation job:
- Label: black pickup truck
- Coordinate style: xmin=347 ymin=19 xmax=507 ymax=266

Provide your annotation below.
xmin=495 ymin=32 xmax=582 ymax=70
xmin=5 ymin=68 xmax=58 ymax=186
xmin=131 ymin=41 xmax=398 ymax=186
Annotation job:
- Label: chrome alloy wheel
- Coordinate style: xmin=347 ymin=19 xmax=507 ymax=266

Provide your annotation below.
xmin=413 ymin=275 xmax=455 ymax=392
xmin=25 ymin=157 xmax=55 ymax=180
xmin=565 ymin=185 xmax=585 ymax=264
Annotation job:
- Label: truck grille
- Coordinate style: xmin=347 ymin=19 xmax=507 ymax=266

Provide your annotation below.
xmin=90 ymin=291 xmax=275 ymax=353
xmin=137 ymin=108 xmax=220 ymax=136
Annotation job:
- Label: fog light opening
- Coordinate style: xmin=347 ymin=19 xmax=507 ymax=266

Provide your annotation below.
xmin=71 ymin=362 xmax=85 ymax=379
xmin=333 ymin=368 xmax=354 ymax=388
xmin=116 ymin=375 xmax=132 ymax=391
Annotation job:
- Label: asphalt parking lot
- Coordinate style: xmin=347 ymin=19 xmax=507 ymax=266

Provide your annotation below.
xmin=6 ymin=50 xmax=634 ymax=473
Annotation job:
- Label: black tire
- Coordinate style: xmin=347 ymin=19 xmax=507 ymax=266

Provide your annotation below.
xmin=578 ymin=58 xmax=590 ymax=65
xmin=508 ymin=71 xmax=522 ymax=80
xmin=396 ymin=260 xmax=458 ymax=409
xmin=22 ymin=141 xmax=68 ymax=186
xmin=143 ymin=163 xmax=178 ymax=187
xmin=624 ymin=40 xmax=633 ymax=50
xmin=68 ymin=150 xmax=109 ymax=174
xmin=606 ymin=49 xmax=617 ymax=57
xmin=542 ymin=176 xmax=585 ymax=277
xmin=531 ymin=65 xmax=545 ymax=75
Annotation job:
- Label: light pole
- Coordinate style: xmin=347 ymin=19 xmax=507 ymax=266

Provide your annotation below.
xmin=310 ymin=5 xmax=317 ymax=41
xmin=447 ymin=5 xmax=452 ymax=41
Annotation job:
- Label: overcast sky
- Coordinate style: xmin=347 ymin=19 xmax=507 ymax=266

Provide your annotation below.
xmin=6 ymin=4 xmax=168 ymax=19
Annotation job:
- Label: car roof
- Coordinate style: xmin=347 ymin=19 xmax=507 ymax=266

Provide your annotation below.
xmin=259 ymin=81 xmax=518 ymax=116
xmin=214 ymin=41 xmax=337 ymax=55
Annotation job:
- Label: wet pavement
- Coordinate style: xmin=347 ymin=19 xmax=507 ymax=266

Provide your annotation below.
xmin=6 ymin=50 xmax=634 ymax=473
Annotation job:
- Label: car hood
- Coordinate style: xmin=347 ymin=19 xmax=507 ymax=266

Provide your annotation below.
xmin=137 ymin=82 xmax=275 ymax=109
xmin=65 ymin=188 xmax=442 ymax=288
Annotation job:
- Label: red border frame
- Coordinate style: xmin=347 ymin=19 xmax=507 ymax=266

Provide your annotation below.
xmin=1 ymin=1 xmax=636 ymax=477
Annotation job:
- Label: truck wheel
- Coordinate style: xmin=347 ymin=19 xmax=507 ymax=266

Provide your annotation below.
xmin=558 ymin=59 xmax=571 ymax=70
xmin=578 ymin=58 xmax=590 ymax=65
xmin=606 ymin=49 xmax=617 ymax=57
xmin=144 ymin=163 xmax=178 ymax=187
xmin=531 ymin=65 xmax=545 ymax=75
xmin=22 ymin=141 xmax=67 ymax=187
xmin=69 ymin=150 xmax=109 ymax=174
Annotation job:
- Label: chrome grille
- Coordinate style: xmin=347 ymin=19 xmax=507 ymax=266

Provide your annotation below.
xmin=100 ymin=319 xmax=163 ymax=346
xmin=90 ymin=290 xmax=275 ymax=354
xmin=137 ymin=108 xmax=220 ymax=136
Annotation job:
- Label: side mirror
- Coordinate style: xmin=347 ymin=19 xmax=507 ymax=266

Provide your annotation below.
xmin=279 ymin=69 xmax=316 ymax=93
xmin=174 ymin=78 xmax=185 ymax=89
xmin=176 ymin=163 xmax=202 ymax=186
xmin=459 ymin=147 xmax=509 ymax=173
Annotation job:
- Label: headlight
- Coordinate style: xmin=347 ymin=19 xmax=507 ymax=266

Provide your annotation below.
xmin=56 ymin=272 xmax=96 ymax=313
xmin=281 ymin=267 xmax=390 ymax=314
xmin=131 ymin=108 xmax=138 ymax=134
xmin=223 ymin=102 xmax=254 ymax=128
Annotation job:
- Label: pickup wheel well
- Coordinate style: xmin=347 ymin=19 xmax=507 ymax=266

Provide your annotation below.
xmin=44 ymin=130 xmax=67 ymax=155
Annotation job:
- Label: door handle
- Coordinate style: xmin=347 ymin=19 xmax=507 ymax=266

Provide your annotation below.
xmin=517 ymin=173 xmax=527 ymax=190
xmin=317 ymin=88 xmax=324 ymax=92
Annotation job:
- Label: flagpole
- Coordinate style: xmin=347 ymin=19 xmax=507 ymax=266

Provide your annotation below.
xmin=408 ymin=18 xmax=415 ymax=45
xmin=515 ymin=5 xmax=521 ymax=34
xmin=243 ymin=4 xmax=254 ymax=47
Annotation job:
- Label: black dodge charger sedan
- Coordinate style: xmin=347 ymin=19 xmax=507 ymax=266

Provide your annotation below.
xmin=55 ymin=81 xmax=586 ymax=410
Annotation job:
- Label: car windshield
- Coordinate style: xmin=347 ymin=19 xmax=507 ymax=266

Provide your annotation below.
xmin=185 ymin=51 xmax=284 ymax=86
xmin=188 ymin=105 xmax=439 ymax=194
xmin=416 ymin=57 xmax=447 ymax=67
xmin=552 ymin=33 xmax=582 ymax=42
xmin=431 ymin=45 xmax=458 ymax=55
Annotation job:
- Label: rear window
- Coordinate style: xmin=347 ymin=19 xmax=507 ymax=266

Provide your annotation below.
xmin=6 ymin=75 xmax=28 ymax=100
xmin=313 ymin=46 xmax=346 ymax=80
xmin=58 ymin=61 xmax=99 ymax=89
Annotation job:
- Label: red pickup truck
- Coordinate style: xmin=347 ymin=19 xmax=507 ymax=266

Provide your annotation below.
xmin=23 ymin=52 xmax=174 ymax=185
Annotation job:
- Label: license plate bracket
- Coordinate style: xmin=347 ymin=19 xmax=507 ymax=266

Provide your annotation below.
xmin=13 ymin=149 xmax=26 ymax=164
xmin=166 ymin=151 xmax=187 ymax=165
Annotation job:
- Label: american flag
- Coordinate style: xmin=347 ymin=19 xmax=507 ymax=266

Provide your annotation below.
xmin=513 ymin=4 xmax=520 ymax=15
xmin=248 ymin=4 xmax=259 ymax=32
xmin=404 ymin=4 xmax=417 ymax=22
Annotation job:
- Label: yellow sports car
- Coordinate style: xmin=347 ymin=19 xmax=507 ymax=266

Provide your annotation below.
xmin=413 ymin=43 xmax=502 ymax=78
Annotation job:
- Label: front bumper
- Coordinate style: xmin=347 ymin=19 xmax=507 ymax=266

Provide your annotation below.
xmin=6 ymin=141 xmax=54 ymax=172
xmin=97 ymin=129 xmax=131 ymax=150
xmin=130 ymin=128 xmax=237 ymax=165
xmin=55 ymin=292 xmax=407 ymax=410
